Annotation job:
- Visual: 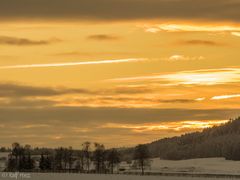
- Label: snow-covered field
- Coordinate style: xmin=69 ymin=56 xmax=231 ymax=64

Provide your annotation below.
xmin=120 ymin=157 xmax=240 ymax=175
xmin=149 ymin=157 xmax=240 ymax=175
xmin=0 ymin=173 xmax=237 ymax=180
xmin=0 ymin=152 xmax=8 ymax=172
xmin=1 ymin=157 xmax=240 ymax=179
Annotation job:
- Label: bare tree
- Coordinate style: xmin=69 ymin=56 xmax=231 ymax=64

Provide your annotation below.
xmin=67 ymin=147 xmax=74 ymax=170
xmin=11 ymin=142 xmax=21 ymax=170
xmin=8 ymin=143 xmax=35 ymax=171
xmin=82 ymin=142 xmax=91 ymax=172
xmin=76 ymin=150 xmax=84 ymax=172
xmin=93 ymin=143 xmax=106 ymax=173
xmin=134 ymin=144 xmax=150 ymax=175
xmin=55 ymin=147 xmax=64 ymax=170
xmin=106 ymin=148 xmax=120 ymax=174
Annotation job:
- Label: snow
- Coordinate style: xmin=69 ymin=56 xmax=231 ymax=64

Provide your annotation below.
xmin=119 ymin=157 xmax=240 ymax=175
xmin=0 ymin=152 xmax=9 ymax=172
xmin=149 ymin=157 xmax=240 ymax=175
xmin=1 ymin=157 xmax=240 ymax=179
xmin=0 ymin=173 xmax=236 ymax=180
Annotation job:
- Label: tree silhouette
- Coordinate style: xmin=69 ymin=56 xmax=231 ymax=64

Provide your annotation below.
xmin=106 ymin=148 xmax=120 ymax=174
xmin=40 ymin=154 xmax=52 ymax=171
xmin=55 ymin=147 xmax=64 ymax=170
xmin=39 ymin=154 xmax=46 ymax=170
xmin=7 ymin=143 xmax=35 ymax=172
xmin=82 ymin=142 xmax=91 ymax=172
xmin=93 ymin=143 xmax=106 ymax=173
xmin=134 ymin=144 xmax=150 ymax=175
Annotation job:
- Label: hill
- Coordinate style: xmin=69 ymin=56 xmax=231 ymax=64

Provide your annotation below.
xmin=146 ymin=117 xmax=240 ymax=160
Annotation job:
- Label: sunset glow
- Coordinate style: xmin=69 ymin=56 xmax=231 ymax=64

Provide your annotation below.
xmin=144 ymin=23 xmax=240 ymax=34
xmin=0 ymin=0 xmax=240 ymax=148
xmin=102 ymin=120 xmax=229 ymax=133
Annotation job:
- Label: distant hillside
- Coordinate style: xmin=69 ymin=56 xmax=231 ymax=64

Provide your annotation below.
xmin=147 ymin=117 xmax=240 ymax=160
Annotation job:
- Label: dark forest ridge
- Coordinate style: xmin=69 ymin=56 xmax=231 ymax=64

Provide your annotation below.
xmin=145 ymin=117 xmax=240 ymax=160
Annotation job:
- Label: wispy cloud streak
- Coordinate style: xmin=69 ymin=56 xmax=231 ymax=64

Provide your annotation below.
xmin=144 ymin=24 xmax=240 ymax=37
xmin=0 ymin=58 xmax=145 ymax=69
xmin=108 ymin=68 xmax=240 ymax=86
xmin=211 ymin=94 xmax=240 ymax=100
xmin=101 ymin=120 xmax=229 ymax=132
xmin=144 ymin=24 xmax=240 ymax=33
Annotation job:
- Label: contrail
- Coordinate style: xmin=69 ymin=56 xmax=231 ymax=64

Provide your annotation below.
xmin=0 ymin=58 xmax=146 ymax=69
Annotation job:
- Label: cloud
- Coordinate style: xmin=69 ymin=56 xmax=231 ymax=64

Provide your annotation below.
xmin=87 ymin=34 xmax=121 ymax=41
xmin=108 ymin=68 xmax=240 ymax=86
xmin=1 ymin=81 xmax=239 ymax=110
xmin=231 ymin=32 xmax=240 ymax=37
xmin=0 ymin=82 xmax=154 ymax=99
xmin=178 ymin=40 xmax=224 ymax=46
xmin=0 ymin=82 xmax=202 ymax=109
xmin=101 ymin=120 xmax=228 ymax=133
xmin=0 ymin=0 xmax=240 ymax=22
xmin=144 ymin=24 xmax=240 ymax=37
xmin=0 ymin=83 xmax=91 ymax=97
xmin=195 ymin=97 xmax=206 ymax=101
xmin=211 ymin=94 xmax=240 ymax=100
xmin=1 ymin=98 xmax=58 ymax=108
xmin=108 ymin=86 xmax=153 ymax=94
xmin=98 ymin=96 xmax=197 ymax=105
xmin=0 ymin=106 xmax=239 ymax=125
xmin=159 ymin=99 xmax=196 ymax=103
xmin=0 ymin=58 xmax=146 ymax=69
xmin=167 ymin=55 xmax=205 ymax=61
xmin=19 ymin=124 xmax=51 ymax=129
xmin=144 ymin=24 xmax=240 ymax=33
xmin=0 ymin=36 xmax=58 ymax=46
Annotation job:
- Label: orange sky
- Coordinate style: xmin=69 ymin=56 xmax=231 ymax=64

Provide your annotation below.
xmin=0 ymin=0 xmax=240 ymax=148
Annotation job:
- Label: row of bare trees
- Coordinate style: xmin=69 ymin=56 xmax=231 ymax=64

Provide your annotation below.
xmin=6 ymin=142 xmax=150 ymax=175
xmin=7 ymin=143 xmax=34 ymax=172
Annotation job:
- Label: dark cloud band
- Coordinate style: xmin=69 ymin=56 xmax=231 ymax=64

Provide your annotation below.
xmin=178 ymin=40 xmax=224 ymax=46
xmin=0 ymin=107 xmax=239 ymax=124
xmin=0 ymin=0 xmax=240 ymax=22
xmin=0 ymin=36 xmax=50 ymax=46
xmin=87 ymin=34 xmax=121 ymax=41
xmin=0 ymin=83 xmax=91 ymax=97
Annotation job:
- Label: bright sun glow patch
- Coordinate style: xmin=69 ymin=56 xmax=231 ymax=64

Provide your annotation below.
xmin=211 ymin=94 xmax=240 ymax=100
xmin=169 ymin=55 xmax=185 ymax=61
xmin=195 ymin=97 xmax=206 ymax=101
xmin=168 ymin=55 xmax=204 ymax=61
xmin=143 ymin=24 xmax=240 ymax=37
xmin=102 ymin=120 xmax=229 ymax=133
xmin=162 ymin=73 xmax=221 ymax=85
xmin=109 ymin=68 xmax=240 ymax=86
xmin=231 ymin=32 xmax=240 ymax=37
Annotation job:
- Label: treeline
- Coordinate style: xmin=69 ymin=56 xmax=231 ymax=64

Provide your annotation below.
xmin=6 ymin=142 xmax=151 ymax=175
xmin=8 ymin=144 xmax=34 ymax=171
xmin=0 ymin=147 xmax=11 ymax=152
xmin=147 ymin=117 xmax=240 ymax=160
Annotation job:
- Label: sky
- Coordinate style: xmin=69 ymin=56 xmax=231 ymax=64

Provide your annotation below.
xmin=0 ymin=0 xmax=240 ymax=148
